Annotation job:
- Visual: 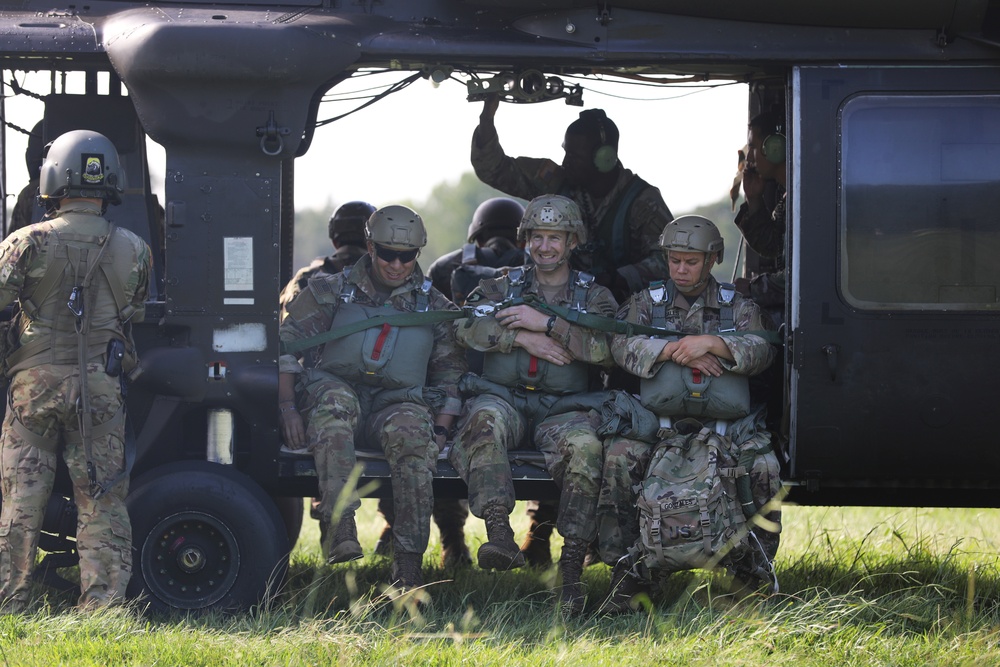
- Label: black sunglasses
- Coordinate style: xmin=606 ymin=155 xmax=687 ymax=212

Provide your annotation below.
xmin=373 ymin=245 xmax=419 ymax=263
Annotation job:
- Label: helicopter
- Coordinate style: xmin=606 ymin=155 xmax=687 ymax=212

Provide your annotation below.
xmin=2 ymin=0 xmax=1000 ymax=612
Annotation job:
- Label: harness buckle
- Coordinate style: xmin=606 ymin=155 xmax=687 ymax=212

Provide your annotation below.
xmin=648 ymin=281 xmax=667 ymax=305
xmin=67 ymin=286 xmax=84 ymax=318
xmin=471 ymin=303 xmax=497 ymax=318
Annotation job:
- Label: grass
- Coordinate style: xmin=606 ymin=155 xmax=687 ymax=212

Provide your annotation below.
xmin=4 ymin=502 xmax=1000 ymax=665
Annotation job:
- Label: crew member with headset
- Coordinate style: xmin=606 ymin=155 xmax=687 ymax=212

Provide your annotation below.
xmin=0 ymin=130 xmax=152 ymax=612
xmin=735 ymin=111 xmax=787 ymax=317
xmin=471 ymin=97 xmax=673 ymax=300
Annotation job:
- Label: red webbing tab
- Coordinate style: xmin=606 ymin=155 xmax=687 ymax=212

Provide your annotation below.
xmin=528 ymin=355 xmax=539 ymax=377
xmin=371 ymin=324 xmax=392 ymax=361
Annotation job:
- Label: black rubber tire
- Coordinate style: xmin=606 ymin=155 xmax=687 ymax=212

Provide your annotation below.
xmin=271 ymin=495 xmax=304 ymax=549
xmin=126 ymin=461 xmax=290 ymax=613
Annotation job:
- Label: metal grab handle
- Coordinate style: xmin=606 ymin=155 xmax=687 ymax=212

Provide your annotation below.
xmin=822 ymin=343 xmax=840 ymax=382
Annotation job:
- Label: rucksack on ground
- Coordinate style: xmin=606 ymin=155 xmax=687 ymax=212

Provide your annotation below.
xmin=629 ymin=417 xmax=774 ymax=589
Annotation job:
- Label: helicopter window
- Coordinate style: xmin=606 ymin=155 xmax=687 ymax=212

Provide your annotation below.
xmin=840 ymin=95 xmax=1000 ymax=311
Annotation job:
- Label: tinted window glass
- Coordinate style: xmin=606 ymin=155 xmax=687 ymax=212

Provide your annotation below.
xmin=841 ymin=96 xmax=1000 ymax=310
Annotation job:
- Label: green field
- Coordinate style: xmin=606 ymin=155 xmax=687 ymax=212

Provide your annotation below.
xmin=3 ymin=500 xmax=1000 ymax=666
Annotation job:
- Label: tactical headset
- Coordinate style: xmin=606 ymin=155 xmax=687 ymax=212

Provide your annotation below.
xmin=761 ymin=122 xmax=786 ymax=164
xmin=579 ymin=109 xmax=619 ymax=173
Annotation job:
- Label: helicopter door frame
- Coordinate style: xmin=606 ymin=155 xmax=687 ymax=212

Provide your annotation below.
xmin=789 ymin=65 xmax=1000 ymax=506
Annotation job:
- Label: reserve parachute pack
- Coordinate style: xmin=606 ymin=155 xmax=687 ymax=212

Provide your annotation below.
xmin=630 ymin=418 xmax=774 ymax=586
xmin=316 ymin=269 xmax=436 ymax=389
xmin=639 ymin=279 xmax=751 ymax=420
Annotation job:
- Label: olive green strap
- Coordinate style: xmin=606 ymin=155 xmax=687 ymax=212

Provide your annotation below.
xmin=281 ymin=309 xmax=465 ymax=355
xmin=520 ymin=296 xmax=782 ymax=345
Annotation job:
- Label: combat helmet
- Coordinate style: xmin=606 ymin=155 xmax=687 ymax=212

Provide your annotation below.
xmin=659 ymin=215 xmax=724 ymax=262
xmin=329 ymin=201 xmax=376 ymax=243
xmin=365 ymin=205 xmax=427 ymax=249
xmin=517 ymin=194 xmax=587 ymax=244
xmin=467 ymin=197 xmax=524 ymax=244
xmin=39 ymin=130 xmax=123 ymax=206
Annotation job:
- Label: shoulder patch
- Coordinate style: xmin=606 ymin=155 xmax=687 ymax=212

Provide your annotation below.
xmin=477 ymin=276 xmax=507 ymax=302
xmin=307 ymin=273 xmax=340 ymax=304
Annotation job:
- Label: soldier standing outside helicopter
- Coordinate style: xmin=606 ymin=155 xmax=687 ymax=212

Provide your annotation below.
xmin=0 ymin=130 xmax=151 ymax=612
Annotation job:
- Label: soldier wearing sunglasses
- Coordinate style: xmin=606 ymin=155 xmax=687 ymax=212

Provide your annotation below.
xmin=278 ymin=205 xmax=467 ymax=594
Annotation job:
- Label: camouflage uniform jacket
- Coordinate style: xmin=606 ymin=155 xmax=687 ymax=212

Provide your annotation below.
xmin=278 ymin=244 xmax=367 ymax=317
xmin=459 ymin=266 xmax=617 ymax=368
xmin=0 ymin=204 xmax=151 ymax=351
xmin=612 ymin=275 xmax=775 ymax=379
xmin=279 ymin=254 xmax=467 ymax=415
xmin=735 ymin=185 xmax=786 ymax=274
xmin=8 ymin=180 xmax=40 ymax=236
xmin=471 ymin=124 xmax=672 ymax=292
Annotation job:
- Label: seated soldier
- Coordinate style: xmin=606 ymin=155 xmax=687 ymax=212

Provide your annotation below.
xmin=450 ymin=194 xmax=617 ymax=616
xmin=597 ymin=215 xmax=782 ymax=612
xmin=279 ymin=205 xmax=467 ymax=592
xmin=370 ymin=196 xmax=527 ymax=569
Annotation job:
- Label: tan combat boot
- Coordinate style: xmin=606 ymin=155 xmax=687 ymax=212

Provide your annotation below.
xmin=599 ymin=554 xmax=646 ymax=615
xmin=326 ymin=512 xmax=364 ymax=564
xmin=557 ymin=537 xmax=590 ymax=617
xmin=391 ymin=551 xmax=425 ymax=590
xmin=477 ymin=503 xmax=526 ymax=571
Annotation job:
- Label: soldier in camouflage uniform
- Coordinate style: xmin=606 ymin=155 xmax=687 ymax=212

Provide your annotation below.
xmin=7 ymin=122 xmax=45 ymax=236
xmin=0 ymin=131 xmax=151 ymax=612
xmin=278 ymin=201 xmax=374 ymax=319
xmin=598 ymin=215 xmax=781 ymax=613
xmin=279 ymin=205 xmax=467 ymax=591
xmin=277 ymin=200 xmax=374 ymax=560
xmin=735 ymin=111 xmax=787 ymax=315
xmin=472 ymin=97 xmax=675 ymax=565
xmin=372 ymin=198 xmax=525 ymax=569
xmin=450 ymin=195 xmax=617 ymax=616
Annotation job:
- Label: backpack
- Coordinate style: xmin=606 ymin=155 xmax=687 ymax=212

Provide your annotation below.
xmin=631 ymin=418 xmax=771 ymax=584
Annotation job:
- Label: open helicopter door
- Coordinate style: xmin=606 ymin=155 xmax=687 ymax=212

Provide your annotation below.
xmin=789 ymin=65 xmax=1000 ymax=504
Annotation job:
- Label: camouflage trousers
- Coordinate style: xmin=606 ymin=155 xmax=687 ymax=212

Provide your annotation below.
xmin=450 ymin=394 xmax=603 ymax=542
xmin=298 ymin=372 xmax=437 ymax=554
xmin=0 ymin=363 xmax=131 ymax=610
xmin=597 ymin=427 xmax=782 ymax=565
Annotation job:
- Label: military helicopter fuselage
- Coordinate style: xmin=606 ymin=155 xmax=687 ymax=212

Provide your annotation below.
xmin=2 ymin=0 xmax=1000 ymax=611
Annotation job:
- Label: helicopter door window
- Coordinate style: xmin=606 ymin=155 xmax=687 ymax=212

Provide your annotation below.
xmin=840 ymin=95 xmax=1000 ymax=311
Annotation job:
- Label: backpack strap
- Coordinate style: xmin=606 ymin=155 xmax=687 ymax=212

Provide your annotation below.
xmin=338 ymin=267 xmax=356 ymax=304
xmin=648 ymin=280 xmax=673 ymax=330
xmin=414 ymin=277 xmax=433 ymax=313
xmin=717 ymin=282 xmax=737 ymax=333
xmin=569 ymin=270 xmax=594 ymax=313
xmin=506 ymin=266 xmax=527 ymax=299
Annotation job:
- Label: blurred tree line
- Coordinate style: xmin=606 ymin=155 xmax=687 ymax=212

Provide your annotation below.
xmin=291 ymin=171 xmax=745 ymax=281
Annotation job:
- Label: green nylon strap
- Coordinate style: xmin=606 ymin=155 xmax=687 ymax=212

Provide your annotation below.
xmin=515 ymin=295 xmax=783 ymax=345
xmin=280 ymin=309 xmax=466 ymax=355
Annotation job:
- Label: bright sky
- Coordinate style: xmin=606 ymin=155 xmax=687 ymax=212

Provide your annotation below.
xmin=3 ymin=72 xmax=749 ymax=218
xmin=293 ymin=74 xmax=749 ymax=215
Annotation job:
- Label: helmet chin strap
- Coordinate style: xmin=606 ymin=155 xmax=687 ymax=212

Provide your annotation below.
xmin=536 ymin=256 xmax=569 ymax=272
